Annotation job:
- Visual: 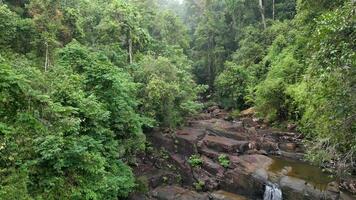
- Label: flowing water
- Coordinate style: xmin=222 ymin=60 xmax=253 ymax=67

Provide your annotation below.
xmin=263 ymin=184 xmax=282 ymax=200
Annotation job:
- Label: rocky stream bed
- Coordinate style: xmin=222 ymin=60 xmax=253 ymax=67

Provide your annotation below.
xmin=129 ymin=107 xmax=356 ymax=200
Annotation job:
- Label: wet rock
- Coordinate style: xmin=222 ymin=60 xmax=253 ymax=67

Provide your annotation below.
xmin=210 ymin=190 xmax=248 ymax=200
xmin=238 ymin=155 xmax=274 ymax=173
xmin=253 ymin=168 xmax=269 ymax=183
xmin=280 ymin=166 xmax=292 ymax=176
xmin=259 ymin=140 xmax=279 ymax=152
xmin=279 ymin=176 xmax=339 ymax=200
xmin=258 ymin=150 xmax=268 ymax=155
xmin=221 ymin=155 xmax=273 ymax=198
xmin=279 ymin=143 xmax=297 ymax=152
xmin=221 ymin=168 xmax=265 ymax=198
xmin=151 ymin=186 xmax=209 ymax=200
xmin=278 ymin=150 xmax=304 ymax=160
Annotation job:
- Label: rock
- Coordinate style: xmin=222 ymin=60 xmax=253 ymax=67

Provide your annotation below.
xmin=280 ymin=166 xmax=292 ymax=176
xmin=221 ymin=168 xmax=265 ymax=198
xmin=202 ymin=135 xmax=249 ymax=153
xmin=239 ymin=107 xmax=255 ymax=117
xmin=129 ymin=193 xmax=151 ymax=200
xmin=150 ymin=132 xmax=175 ymax=152
xmin=279 ymin=176 xmax=339 ymax=200
xmin=192 ymin=168 xmax=219 ymax=191
xmin=253 ymin=168 xmax=269 ymax=182
xmin=169 ymin=154 xmax=194 ymax=185
xmin=206 ymin=127 xmax=247 ymax=141
xmin=207 ymin=106 xmax=220 ymax=113
xmin=151 ymin=186 xmax=209 ymax=200
xmin=140 ymin=170 xmax=180 ymax=188
xmin=258 ymin=150 xmax=268 ymax=155
xmin=278 ymin=151 xmax=304 ymax=160
xmin=339 ymin=191 xmax=356 ymax=200
xmin=327 ymin=181 xmax=340 ymax=193
xmin=259 ymin=140 xmax=279 ymax=152
xmin=210 ymin=190 xmax=248 ymax=200
xmin=246 ymin=127 xmax=257 ymax=135
xmin=175 ymin=128 xmax=206 ymax=157
xmin=201 ymin=156 xmax=224 ymax=176
xmin=220 ymin=155 xmax=273 ymax=198
xmin=279 ymin=143 xmax=297 ymax=152
xmin=241 ymin=118 xmax=259 ymax=128
xmin=191 ymin=113 xmax=212 ymax=121
xmin=287 ymin=123 xmax=297 ymax=131
xmin=238 ymin=155 xmax=274 ymax=173
xmin=341 ymin=179 xmax=356 ymax=195
xmin=198 ymin=147 xmax=220 ymax=160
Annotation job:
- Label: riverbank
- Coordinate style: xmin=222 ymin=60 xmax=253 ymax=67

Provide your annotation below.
xmin=129 ymin=107 xmax=356 ymax=200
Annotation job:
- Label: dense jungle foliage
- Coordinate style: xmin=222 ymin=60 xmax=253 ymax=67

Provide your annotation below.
xmin=0 ymin=0 xmax=354 ymax=199
xmin=185 ymin=0 xmax=355 ymax=178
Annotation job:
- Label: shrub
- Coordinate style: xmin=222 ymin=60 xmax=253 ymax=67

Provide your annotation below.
xmin=215 ymin=62 xmax=249 ymax=110
xmin=193 ymin=180 xmax=205 ymax=191
xmin=218 ymin=154 xmax=230 ymax=168
xmin=188 ymin=155 xmax=203 ymax=168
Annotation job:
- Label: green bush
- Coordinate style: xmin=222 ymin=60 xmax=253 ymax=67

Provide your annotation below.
xmin=215 ymin=62 xmax=249 ymax=110
xmin=188 ymin=155 xmax=203 ymax=168
xmin=218 ymin=154 xmax=230 ymax=168
xmin=135 ymin=55 xmax=204 ymax=128
xmin=255 ymin=50 xmax=303 ymax=121
xmin=288 ymin=3 xmax=356 ymax=170
xmin=193 ymin=180 xmax=205 ymax=191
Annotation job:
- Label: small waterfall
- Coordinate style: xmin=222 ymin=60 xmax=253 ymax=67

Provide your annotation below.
xmin=263 ymin=184 xmax=282 ymax=200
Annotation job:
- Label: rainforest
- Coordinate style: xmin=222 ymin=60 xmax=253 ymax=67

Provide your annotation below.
xmin=0 ymin=0 xmax=355 ymax=199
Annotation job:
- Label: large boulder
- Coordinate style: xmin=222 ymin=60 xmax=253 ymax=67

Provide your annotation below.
xmin=202 ymin=135 xmax=249 ymax=153
xmin=201 ymin=156 xmax=225 ymax=176
xmin=220 ymin=155 xmax=274 ymax=198
xmin=151 ymin=186 xmax=209 ymax=200
xmin=169 ymin=154 xmax=194 ymax=185
xmin=149 ymin=132 xmax=175 ymax=152
xmin=210 ymin=190 xmax=249 ymax=200
xmin=279 ymin=176 xmax=339 ymax=200
xmin=175 ymin=128 xmax=206 ymax=157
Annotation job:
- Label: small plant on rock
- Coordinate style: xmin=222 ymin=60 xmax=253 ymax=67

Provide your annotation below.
xmin=188 ymin=154 xmax=203 ymax=168
xmin=218 ymin=154 xmax=230 ymax=168
xmin=194 ymin=180 xmax=205 ymax=191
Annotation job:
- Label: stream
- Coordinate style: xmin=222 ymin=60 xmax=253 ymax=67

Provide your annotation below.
xmin=131 ymin=108 xmax=355 ymax=200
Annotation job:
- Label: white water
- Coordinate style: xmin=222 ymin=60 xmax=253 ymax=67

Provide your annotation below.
xmin=263 ymin=184 xmax=282 ymax=200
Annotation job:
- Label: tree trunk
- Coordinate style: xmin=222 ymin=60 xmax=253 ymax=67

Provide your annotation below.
xmin=127 ymin=29 xmax=133 ymax=64
xmin=44 ymin=42 xmax=49 ymax=72
xmin=128 ymin=37 xmax=133 ymax=64
xmin=258 ymin=0 xmax=267 ymax=30
xmin=272 ymin=0 xmax=275 ymax=20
